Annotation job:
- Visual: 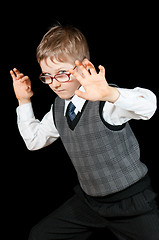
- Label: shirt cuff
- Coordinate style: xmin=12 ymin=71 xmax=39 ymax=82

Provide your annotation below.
xmin=16 ymin=102 xmax=35 ymax=123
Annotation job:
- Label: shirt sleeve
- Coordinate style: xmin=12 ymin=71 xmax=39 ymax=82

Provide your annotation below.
xmin=16 ymin=102 xmax=60 ymax=150
xmin=102 ymin=87 xmax=157 ymax=126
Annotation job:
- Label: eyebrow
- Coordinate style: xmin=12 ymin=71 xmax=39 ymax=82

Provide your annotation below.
xmin=42 ymin=72 xmax=51 ymax=75
xmin=42 ymin=68 xmax=68 ymax=75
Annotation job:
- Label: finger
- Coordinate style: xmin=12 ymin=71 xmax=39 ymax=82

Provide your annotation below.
xmin=19 ymin=77 xmax=31 ymax=89
xmin=22 ymin=76 xmax=30 ymax=82
xmin=69 ymin=67 xmax=85 ymax=85
xmin=16 ymin=73 xmax=25 ymax=80
xmin=13 ymin=68 xmax=26 ymax=80
xmin=13 ymin=68 xmax=21 ymax=75
xmin=26 ymin=85 xmax=32 ymax=92
xmin=98 ymin=65 xmax=105 ymax=77
xmin=10 ymin=70 xmax=17 ymax=81
xmin=82 ymin=59 xmax=97 ymax=75
xmin=75 ymin=89 xmax=88 ymax=100
xmin=75 ymin=60 xmax=90 ymax=77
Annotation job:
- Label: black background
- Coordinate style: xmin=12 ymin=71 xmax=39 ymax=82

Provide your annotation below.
xmin=4 ymin=3 xmax=159 ymax=239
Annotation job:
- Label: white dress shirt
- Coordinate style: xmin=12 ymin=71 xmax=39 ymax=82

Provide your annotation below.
xmin=16 ymin=87 xmax=157 ymax=151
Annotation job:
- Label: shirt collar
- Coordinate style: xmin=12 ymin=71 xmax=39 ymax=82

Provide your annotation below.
xmin=64 ymin=86 xmax=86 ymax=116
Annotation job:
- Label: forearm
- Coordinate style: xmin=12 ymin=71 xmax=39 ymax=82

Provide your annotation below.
xmin=17 ymin=103 xmax=59 ymax=150
xmin=102 ymin=87 xmax=157 ymax=126
xmin=114 ymin=87 xmax=157 ymax=119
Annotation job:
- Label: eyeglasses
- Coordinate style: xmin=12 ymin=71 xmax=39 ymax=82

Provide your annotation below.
xmin=39 ymin=67 xmax=76 ymax=84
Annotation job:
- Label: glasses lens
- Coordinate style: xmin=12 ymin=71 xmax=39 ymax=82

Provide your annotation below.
xmin=55 ymin=74 xmax=69 ymax=82
xmin=40 ymin=75 xmax=52 ymax=84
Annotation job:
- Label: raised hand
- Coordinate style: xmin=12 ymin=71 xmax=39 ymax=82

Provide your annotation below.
xmin=10 ymin=68 xmax=33 ymax=105
xmin=69 ymin=59 xmax=120 ymax=103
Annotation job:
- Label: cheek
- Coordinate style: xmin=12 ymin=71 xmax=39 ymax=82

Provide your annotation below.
xmin=70 ymin=77 xmax=81 ymax=89
xmin=64 ymin=78 xmax=80 ymax=92
xmin=71 ymin=81 xmax=81 ymax=90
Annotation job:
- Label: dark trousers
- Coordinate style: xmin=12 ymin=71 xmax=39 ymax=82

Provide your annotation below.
xmin=28 ymin=185 xmax=159 ymax=240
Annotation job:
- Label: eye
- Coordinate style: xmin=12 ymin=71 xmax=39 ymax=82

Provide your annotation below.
xmin=42 ymin=72 xmax=51 ymax=76
xmin=59 ymin=70 xmax=67 ymax=74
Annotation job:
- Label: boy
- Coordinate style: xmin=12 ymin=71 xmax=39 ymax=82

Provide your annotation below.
xmin=10 ymin=25 xmax=159 ymax=240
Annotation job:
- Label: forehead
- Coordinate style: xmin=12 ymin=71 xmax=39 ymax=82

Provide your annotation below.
xmin=40 ymin=57 xmax=74 ymax=73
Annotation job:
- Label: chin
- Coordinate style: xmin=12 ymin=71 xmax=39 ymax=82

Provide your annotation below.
xmin=57 ymin=92 xmax=74 ymax=100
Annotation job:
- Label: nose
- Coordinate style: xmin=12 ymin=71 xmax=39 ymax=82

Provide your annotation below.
xmin=52 ymin=79 xmax=61 ymax=88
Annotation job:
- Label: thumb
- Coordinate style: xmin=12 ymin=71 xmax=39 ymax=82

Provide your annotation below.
xmin=98 ymin=65 xmax=105 ymax=77
xmin=75 ymin=89 xmax=87 ymax=100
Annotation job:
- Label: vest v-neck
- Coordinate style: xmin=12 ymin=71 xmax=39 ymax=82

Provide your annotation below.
xmin=66 ymin=101 xmax=88 ymax=130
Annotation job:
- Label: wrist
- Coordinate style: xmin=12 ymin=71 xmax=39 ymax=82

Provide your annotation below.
xmin=106 ymin=87 xmax=120 ymax=103
xmin=18 ymin=98 xmax=31 ymax=106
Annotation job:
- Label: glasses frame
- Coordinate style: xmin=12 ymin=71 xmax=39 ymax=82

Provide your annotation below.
xmin=39 ymin=66 xmax=76 ymax=84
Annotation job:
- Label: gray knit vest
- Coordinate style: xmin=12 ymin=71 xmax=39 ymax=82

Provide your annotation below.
xmin=53 ymin=97 xmax=148 ymax=197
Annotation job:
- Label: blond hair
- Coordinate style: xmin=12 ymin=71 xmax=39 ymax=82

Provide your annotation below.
xmin=36 ymin=25 xmax=90 ymax=64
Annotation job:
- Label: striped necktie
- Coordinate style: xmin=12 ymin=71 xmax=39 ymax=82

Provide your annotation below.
xmin=67 ymin=102 xmax=76 ymax=121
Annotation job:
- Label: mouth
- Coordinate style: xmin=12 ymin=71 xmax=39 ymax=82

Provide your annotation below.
xmin=54 ymin=89 xmax=65 ymax=93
